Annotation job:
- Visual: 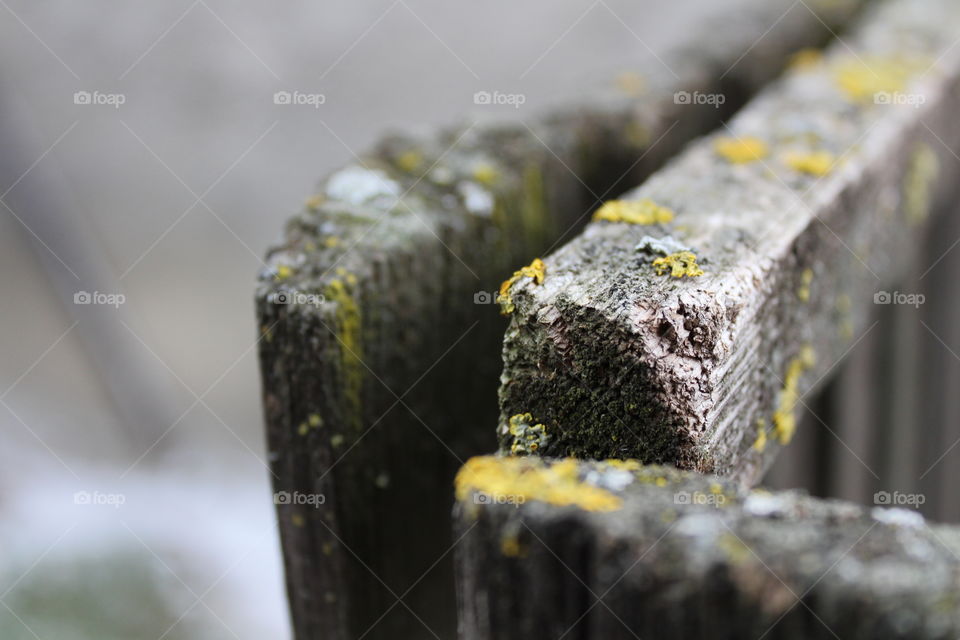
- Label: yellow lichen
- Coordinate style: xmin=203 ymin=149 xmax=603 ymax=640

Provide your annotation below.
xmin=772 ymin=345 xmax=816 ymax=445
xmin=783 ymin=151 xmax=835 ymax=177
xmin=507 ymin=413 xmax=549 ymax=455
xmin=330 ymin=434 xmax=345 ymax=448
xmin=626 ymin=121 xmax=650 ymax=148
xmin=497 ymin=258 xmax=546 ymax=315
xmin=335 ymin=267 xmax=358 ymax=287
xmin=798 ymin=268 xmax=814 ymax=302
xmin=325 ymin=278 xmax=363 ymax=431
xmin=718 ymin=533 xmax=750 ymax=564
xmin=396 ymin=150 xmax=423 ymax=173
xmin=615 ymin=71 xmax=646 ymax=96
xmin=291 ymin=513 xmax=305 ymax=527
xmin=305 ymin=194 xmax=324 ymax=211
xmin=323 ymin=236 xmax=341 ymax=249
xmin=836 ymin=293 xmax=853 ymax=341
xmin=275 ymin=265 xmax=293 ymax=280
xmin=472 ymin=163 xmax=499 ymax=187
xmin=604 ymin=459 xmax=642 ymax=472
xmin=297 ymin=422 xmax=309 ymax=437
xmin=904 ymin=144 xmax=939 ymax=225
xmin=753 ymin=418 xmax=767 ymax=453
xmin=652 ymin=251 xmax=704 ymax=278
xmin=714 ymin=136 xmax=769 ymax=164
xmin=308 ymin=413 xmax=323 ymax=428
xmin=788 ymin=48 xmax=823 ymax=72
xmin=833 ymin=56 xmax=925 ymax=102
xmin=593 ymin=199 xmax=674 ymax=225
xmin=454 ymin=456 xmax=623 ymax=512
xmin=500 ymin=532 xmax=527 ymax=558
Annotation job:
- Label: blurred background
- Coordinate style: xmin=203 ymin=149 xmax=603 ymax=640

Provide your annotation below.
xmin=0 ymin=1 xmax=740 ymax=637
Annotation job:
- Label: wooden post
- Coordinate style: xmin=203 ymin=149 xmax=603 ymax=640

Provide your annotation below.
xmin=497 ymin=0 xmax=960 ymax=487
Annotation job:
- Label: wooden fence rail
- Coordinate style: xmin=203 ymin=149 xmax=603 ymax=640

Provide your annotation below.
xmin=249 ymin=0 xmax=960 ymax=637
xmin=454 ymin=456 xmax=960 ymax=640
xmin=255 ymin=2 xmax=866 ymax=638
xmin=496 ymin=0 xmax=960 ymax=486
xmin=455 ymin=0 xmax=960 ymax=637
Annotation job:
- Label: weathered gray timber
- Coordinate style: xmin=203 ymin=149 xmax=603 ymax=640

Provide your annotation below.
xmin=454 ymin=455 xmax=960 ymax=640
xmin=256 ymin=2 xmax=867 ymax=638
xmin=497 ymin=0 xmax=960 ymax=487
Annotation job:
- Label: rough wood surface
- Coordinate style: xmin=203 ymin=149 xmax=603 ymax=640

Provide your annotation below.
xmin=497 ymin=0 xmax=960 ymax=487
xmin=255 ymin=2 xmax=867 ymax=637
xmin=454 ymin=455 xmax=960 ymax=640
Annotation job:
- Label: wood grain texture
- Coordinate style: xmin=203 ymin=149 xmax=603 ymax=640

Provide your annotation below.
xmin=255 ymin=1 xmax=867 ymax=637
xmin=498 ymin=0 xmax=960 ymax=487
xmin=455 ymin=456 xmax=960 ymax=640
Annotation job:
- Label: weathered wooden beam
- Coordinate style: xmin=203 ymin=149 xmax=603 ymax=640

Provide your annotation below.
xmin=497 ymin=0 xmax=960 ymax=487
xmin=255 ymin=2 xmax=868 ymax=638
xmin=454 ymin=455 xmax=960 ymax=640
